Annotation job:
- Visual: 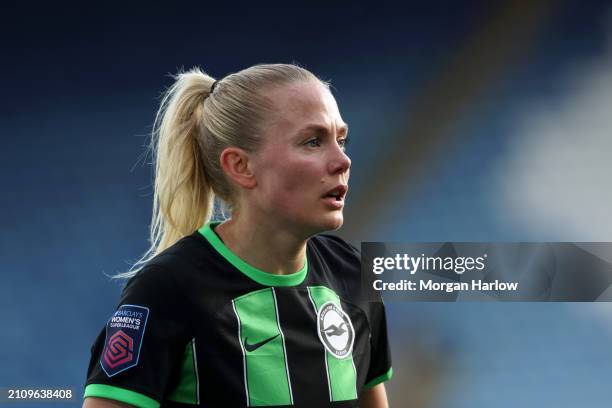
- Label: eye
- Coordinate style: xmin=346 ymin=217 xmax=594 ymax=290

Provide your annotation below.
xmin=337 ymin=137 xmax=350 ymax=150
xmin=304 ymin=138 xmax=322 ymax=147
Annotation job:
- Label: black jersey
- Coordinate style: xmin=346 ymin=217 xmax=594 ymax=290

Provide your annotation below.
xmin=84 ymin=222 xmax=392 ymax=408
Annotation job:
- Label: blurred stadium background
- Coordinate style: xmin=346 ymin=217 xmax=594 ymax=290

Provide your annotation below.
xmin=2 ymin=1 xmax=612 ymax=406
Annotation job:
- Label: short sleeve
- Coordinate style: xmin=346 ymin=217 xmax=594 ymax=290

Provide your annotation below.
xmin=363 ymin=300 xmax=393 ymax=389
xmin=84 ymin=265 xmax=191 ymax=408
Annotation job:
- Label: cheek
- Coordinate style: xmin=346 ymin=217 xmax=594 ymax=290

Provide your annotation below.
xmin=285 ymin=161 xmax=320 ymax=190
xmin=263 ymin=157 xmax=322 ymax=202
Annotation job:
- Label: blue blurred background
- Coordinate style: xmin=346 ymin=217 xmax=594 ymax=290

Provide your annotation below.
xmin=3 ymin=1 xmax=612 ymax=406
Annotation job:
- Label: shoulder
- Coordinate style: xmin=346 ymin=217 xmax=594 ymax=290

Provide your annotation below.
xmin=149 ymin=231 xmax=210 ymax=272
xmin=148 ymin=230 xmax=213 ymax=271
xmin=307 ymin=233 xmax=362 ymax=298
xmin=309 ymin=233 xmax=361 ymax=263
xmin=308 ymin=234 xmax=385 ymax=305
xmin=120 ymin=263 xmax=180 ymax=308
xmin=122 ymin=232 xmax=207 ymax=298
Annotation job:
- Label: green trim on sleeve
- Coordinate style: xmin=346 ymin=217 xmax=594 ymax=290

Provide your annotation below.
xmin=199 ymin=222 xmax=308 ymax=287
xmin=84 ymin=384 xmax=160 ymax=408
xmin=363 ymin=367 xmax=393 ymax=390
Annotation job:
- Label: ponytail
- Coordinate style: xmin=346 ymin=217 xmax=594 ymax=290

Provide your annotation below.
xmin=115 ymin=64 xmax=325 ymax=279
xmin=115 ymin=68 xmax=216 ymax=279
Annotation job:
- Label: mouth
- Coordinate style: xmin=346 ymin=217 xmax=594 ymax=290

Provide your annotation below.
xmin=321 ymin=184 xmax=348 ymax=208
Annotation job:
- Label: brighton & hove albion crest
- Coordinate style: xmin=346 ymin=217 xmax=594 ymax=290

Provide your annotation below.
xmin=316 ymin=301 xmax=355 ymax=358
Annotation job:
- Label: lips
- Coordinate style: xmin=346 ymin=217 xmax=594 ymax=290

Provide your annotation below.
xmin=321 ymin=185 xmax=348 ymax=210
xmin=322 ymin=184 xmax=348 ymax=201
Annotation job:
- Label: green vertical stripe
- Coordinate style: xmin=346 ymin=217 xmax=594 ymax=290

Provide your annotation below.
xmin=233 ymin=288 xmax=292 ymax=406
xmin=167 ymin=338 xmax=199 ymax=404
xmin=308 ymin=286 xmax=357 ymax=401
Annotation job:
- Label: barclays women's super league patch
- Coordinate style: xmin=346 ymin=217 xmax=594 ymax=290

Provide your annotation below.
xmin=100 ymin=304 xmax=149 ymax=377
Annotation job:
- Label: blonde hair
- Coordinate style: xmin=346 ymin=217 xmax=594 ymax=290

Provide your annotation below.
xmin=115 ymin=63 xmax=326 ymax=279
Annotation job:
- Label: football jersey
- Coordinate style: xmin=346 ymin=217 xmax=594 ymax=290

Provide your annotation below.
xmin=84 ymin=222 xmax=392 ymax=407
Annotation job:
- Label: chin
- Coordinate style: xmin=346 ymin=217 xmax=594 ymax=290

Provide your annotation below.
xmin=316 ymin=213 xmax=344 ymax=233
xmin=292 ymin=211 xmax=344 ymax=237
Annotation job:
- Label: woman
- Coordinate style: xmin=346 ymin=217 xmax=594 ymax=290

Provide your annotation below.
xmin=83 ymin=64 xmax=392 ymax=408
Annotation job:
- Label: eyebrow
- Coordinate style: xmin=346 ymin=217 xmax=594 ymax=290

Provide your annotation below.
xmin=297 ymin=123 xmax=349 ymax=136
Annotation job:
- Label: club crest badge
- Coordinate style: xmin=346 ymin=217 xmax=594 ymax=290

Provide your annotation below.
xmin=316 ymin=301 xmax=354 ymax=359
xmin=100 ymin=304 xmax=149 ymax=377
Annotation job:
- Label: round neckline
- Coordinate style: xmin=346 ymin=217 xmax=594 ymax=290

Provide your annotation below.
xmin=198 ymin=221 xmax=308 ymax=287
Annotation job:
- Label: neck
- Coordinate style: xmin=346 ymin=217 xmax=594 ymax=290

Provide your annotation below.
xmin=214 ymin=212 xmax=308 ymax=276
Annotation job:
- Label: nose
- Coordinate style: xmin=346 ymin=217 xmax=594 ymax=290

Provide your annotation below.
xmin=328 ymin=144 xmax=351 ymax=176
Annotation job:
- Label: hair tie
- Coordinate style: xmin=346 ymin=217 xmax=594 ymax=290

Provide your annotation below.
xmin=210 ymin=80 xmax=219 ymax=94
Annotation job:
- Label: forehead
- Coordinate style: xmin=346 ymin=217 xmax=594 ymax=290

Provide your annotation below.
xmin=265 ymin=81 xmax=344 ymax=135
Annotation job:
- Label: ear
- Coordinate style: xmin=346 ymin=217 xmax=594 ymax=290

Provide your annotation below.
xmin=219 ymin=147 xmax=257 ymax=189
